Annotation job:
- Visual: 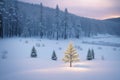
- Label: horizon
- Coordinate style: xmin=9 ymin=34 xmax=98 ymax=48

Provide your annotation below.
xmin=19 ymin=0 xmax=120 ymax=20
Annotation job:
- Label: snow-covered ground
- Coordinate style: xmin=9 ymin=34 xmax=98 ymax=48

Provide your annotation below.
xmin=0 ymin=35 xmax=120 ymax=80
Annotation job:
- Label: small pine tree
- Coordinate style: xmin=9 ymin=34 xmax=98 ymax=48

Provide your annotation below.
xmin=91 ymin=49 xmax=95 ymax=59
xmin=87 ymin=49 xmax=92 ymax=60
xmin=31 ymin=46 xmax=37 ymax=58
xmin=51 ymin=50 xmax=57 ymax=60
xmin=63 ymin=43 xmax=79 ymax=67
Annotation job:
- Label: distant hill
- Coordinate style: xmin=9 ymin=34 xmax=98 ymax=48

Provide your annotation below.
xmin=104 ymin=17 xmax=120 ymax=23
xmin=17 ymin=1 xmax=120 ymax=37
xmin=1 ymin=0 xmax=120 ymax=39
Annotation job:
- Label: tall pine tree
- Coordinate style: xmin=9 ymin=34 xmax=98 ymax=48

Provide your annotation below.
xmin=0 ymin=0 xmax=4 ymax=38
xmin=39 ymin=3 xmax=44 ymax=38
xmin=55 ymin=5 xmax=60 ymax=40
xmin=91 ymin=49 xmax=95 ymax=59
xmin=63 ymin=8 xmax=68 ymax=39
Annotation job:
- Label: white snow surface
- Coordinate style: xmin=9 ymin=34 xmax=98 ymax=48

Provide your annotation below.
xmin=0 ymin=35 xmax=120 ymax=80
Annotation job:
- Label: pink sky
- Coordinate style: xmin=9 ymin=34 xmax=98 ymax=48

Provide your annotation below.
xmin=19 ymin=0 xmax=120 ymax=20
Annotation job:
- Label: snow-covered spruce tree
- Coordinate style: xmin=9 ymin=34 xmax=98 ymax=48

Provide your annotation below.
xmin=54 ymin=5 xmax=60 ymax=40
xmin=63 ymin=43 xmax=79 ymax=67
xmin=75 ymin=24 xmax=82 ymax=39
xmin=87 ymin=49 xmax=93 ymax=60
xmin=39 ymin=3 xmax=44 ymax=38
xmin=63 ymin=8 xmax=68 ymax=39
xmin=0 ymin=0 xmax=4 ymax=38
xmin=0 ymin=0 xmax=19 ymax=37
xmin=13 ymin=0 xmax=20 ymax=37
xmin=22 ymin=25 xmax=29 ymax=37
xmin=7 ymin=0 xmax=18 ymax=37
xmin=0 ymin=15 xmax=3 ymax=38
xmin=91 ymin=49 xmax=95 ymax=59
xmin=31 ymin=46 xmax=37 ymax=58
xmin=51 ymin=50 xmax=57 ymax=61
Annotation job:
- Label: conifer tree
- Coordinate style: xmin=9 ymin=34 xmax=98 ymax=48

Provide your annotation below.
xmin=51 ymin=50 xmax=57 ymax=60
xmin=31 ymin=46 xmax=37 ymax=58
xmin=87 ymin=49 xmax=92 ymax=60
xmin=0 ymin=0 xmax=4 ymax=38
xmin=63 ymin=43 xmax=79 ymax=67
xmin=91 ymin=49 xmax=95 ymax=59
xmin=39 ymin=3 xmax=44 ymax=38
xmin=55 ymin=5 xmax=60 ymax=40
xmin=63 ymin=8 xmax=68 ymax=39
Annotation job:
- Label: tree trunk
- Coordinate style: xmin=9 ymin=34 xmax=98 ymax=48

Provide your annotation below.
xmin=70 ymin=61 xmax=72 ymax=67
xmin=56 ymin=31 xmax=58 ymax=40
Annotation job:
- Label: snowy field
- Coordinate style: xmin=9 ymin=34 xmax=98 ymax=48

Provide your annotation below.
xmin=0 ymin=35 xmax=120 ymax=80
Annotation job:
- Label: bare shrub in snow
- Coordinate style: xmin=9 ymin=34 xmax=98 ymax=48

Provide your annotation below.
xmin=25 ymin=40 xmax=28 ymax=44
xmin=1 ymin=51 xmax=8 ymax=59
xmin=78 ymin=46 xmax=83 ymax=51
xmin=36 ymin=43 xmax=40 ymax=47
xmin=75 ymin=45 xmax=83 ymax=51
xmin=42 ymin=44 xmax=45 ymax=47
xmin=58 ymin=47 xmax=62 ymax=50
xmin=56 ymin=42 xmax=58 ymax=44
xmin=98 ymin=47 xmax=102 ymax=49
xmin=113 ymin=48 xmax=116 ymax=51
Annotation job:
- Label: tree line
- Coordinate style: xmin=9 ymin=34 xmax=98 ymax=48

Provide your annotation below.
xmin=1 ymin=0 xmax=117 ymax=39
xmin=0 ymin=0 xmax=85 ymax=39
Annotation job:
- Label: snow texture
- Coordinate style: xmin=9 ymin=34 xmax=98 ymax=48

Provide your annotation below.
xmin=0 ymin=35 xmax=120 ymax=80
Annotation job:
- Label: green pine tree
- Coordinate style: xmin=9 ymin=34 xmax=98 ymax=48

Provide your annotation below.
xmin=31 ymin=46 xmax=37 ymax=58
xmin=63 ymin=43 xmax=79 ymax=67
xmin=51 ymin=50 xmax=57 ymax=60
xmin=91 ymin=49 xmax=95 ymax=59
xmin=87 ymin=49 xmax=92 ymax=60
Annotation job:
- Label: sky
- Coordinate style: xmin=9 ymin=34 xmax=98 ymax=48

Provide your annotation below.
xmin=19 ymin=0 xmax=120 ymax=20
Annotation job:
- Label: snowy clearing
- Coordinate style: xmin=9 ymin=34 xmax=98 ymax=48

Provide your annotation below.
xmin=0 ymin=36 xmax=120 ymax=80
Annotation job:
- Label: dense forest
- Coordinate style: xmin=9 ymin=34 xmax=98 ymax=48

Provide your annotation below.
xmin=0 ymin=0 xmax=120 ymax=39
